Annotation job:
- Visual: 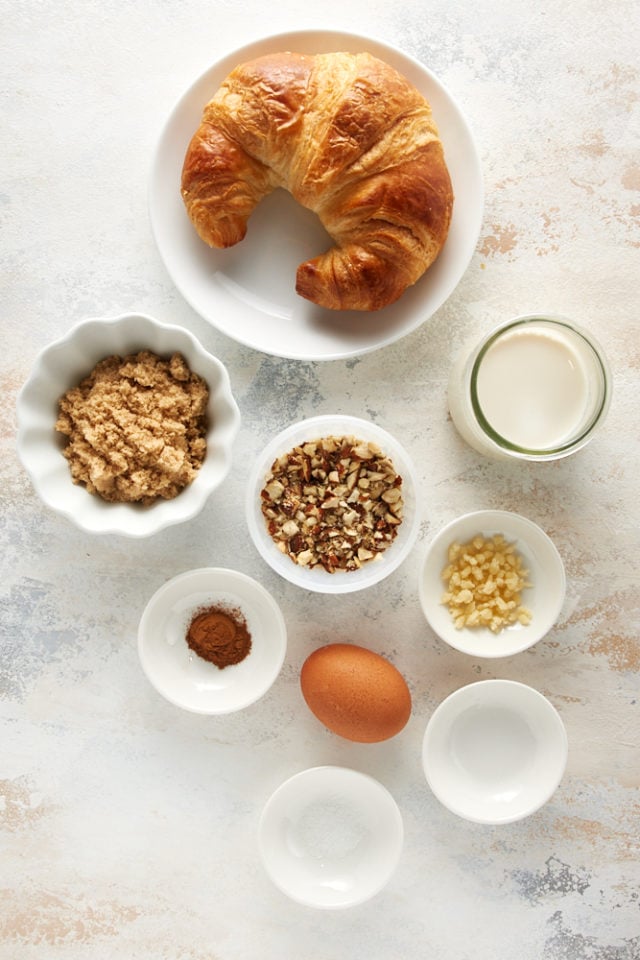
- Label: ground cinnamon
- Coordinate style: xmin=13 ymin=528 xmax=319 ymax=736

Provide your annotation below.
xmin=186 ymin=604 xmax=252 ymax=668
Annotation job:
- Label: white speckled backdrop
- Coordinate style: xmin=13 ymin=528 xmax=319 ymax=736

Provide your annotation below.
xmin=2 ymin=1 xmax=639 ymax=958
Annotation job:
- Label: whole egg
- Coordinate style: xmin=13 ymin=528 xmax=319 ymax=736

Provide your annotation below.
xmin=300 ymin=642 xmax=412 ymax=743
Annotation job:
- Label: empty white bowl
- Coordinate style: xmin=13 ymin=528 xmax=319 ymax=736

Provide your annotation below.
xmin=422 ymin=679 xmax=568 ymax=824
xmin=419 ymin=510 xmax=566 ymax=657
xmin=16 ymin=312 xmax=241 ymax=537
xmin=246 ymin=415 xmax=420 ymax=594
xmin=258 ymin=766 xmax=403 ymax=908
xmin=137 ymin=567 xmax=287 ymax=713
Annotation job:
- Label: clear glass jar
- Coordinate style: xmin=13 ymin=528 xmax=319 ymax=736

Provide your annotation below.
xmin=448 ymin=315 xmax=612 ymax=461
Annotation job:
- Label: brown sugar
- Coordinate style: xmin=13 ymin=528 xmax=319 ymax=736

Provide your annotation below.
xmin=55 ymin=350 xmax=208 ymax=505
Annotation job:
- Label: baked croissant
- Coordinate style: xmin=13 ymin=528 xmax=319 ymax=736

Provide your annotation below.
xmin=181 ymin=51 xmax=454 ymax=311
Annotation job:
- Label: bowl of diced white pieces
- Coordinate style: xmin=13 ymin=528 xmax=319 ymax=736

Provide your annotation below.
xmin=418 ymin=510 xmax=566 ymax=658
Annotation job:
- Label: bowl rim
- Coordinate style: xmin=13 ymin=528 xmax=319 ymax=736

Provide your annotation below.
xmin=16 ymin=311 xmax=241 ymax=537
xmin=245 ymin=413 xmax=421 ymax=594
xmin=422 ymin=678 xmax=569 ymax=824
xmin=137 ymin=565 xmax=287 ymax=714
xmin=418 ymin=508 xmax=566 ymax=657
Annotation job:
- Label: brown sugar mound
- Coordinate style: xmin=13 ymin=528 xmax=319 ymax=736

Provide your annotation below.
xmin=55 ymin=350 xmax=209 ymax=505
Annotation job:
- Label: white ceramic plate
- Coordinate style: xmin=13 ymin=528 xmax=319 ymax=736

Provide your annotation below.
xmin=149 ymin=29 xmax=483 ymax=360
xmin=246 ymin=414 xmax=420 ymax=594
xmin=422 ymin=680 xmax=568 ymax=824
xmin=258 ymin=766 xmax=403 ymax=908
xmin=418 ymin=510 xmax=566 ymax=657
xmin=138 ymin=567 xmax=287 ymax=713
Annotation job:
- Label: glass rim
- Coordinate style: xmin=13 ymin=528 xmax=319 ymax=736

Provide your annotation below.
xmin=469 ymin=316 xmax=612 ymax=458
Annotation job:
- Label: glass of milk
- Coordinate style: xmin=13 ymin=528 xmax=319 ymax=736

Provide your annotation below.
xmin=448 ymin=315 xmax=611 ymax=461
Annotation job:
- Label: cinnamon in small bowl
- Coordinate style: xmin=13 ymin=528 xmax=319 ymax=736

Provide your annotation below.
xmin=186 ymin=604 xmax=252 ymax=668
xmin=138 ymin=567 xmax=287 ymax=714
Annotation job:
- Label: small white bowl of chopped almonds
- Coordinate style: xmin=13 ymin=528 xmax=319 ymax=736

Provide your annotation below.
xmin=246 ymin=415 xmax=420 ymax=594
xmin=419 ymin=510 xmax=566 ymax=657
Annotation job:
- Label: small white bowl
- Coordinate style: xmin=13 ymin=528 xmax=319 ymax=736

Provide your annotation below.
xmin=137 ymin=567 xmax=287 ymax=714
xmin=422 ymin=679 xmax=568 ymax=824
xmin=16 ymin=312 xmax=241 ymax=537
xmin=258 ymin=766 xmax=403 ymax=908
xmin=246 ymin=415 xmax=420 ymax=594
xmin=418 ymin=510 xmax=565 ymax=657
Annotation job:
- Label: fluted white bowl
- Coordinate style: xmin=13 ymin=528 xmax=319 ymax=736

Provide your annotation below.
xmin=16 ymin=313 xmax=241 ymax=537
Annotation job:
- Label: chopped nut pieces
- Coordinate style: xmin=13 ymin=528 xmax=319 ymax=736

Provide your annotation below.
xmin=260 ymin=435 xmax=403 ymax=573
xmin=440 ymin=533 xmax=533 ymax=632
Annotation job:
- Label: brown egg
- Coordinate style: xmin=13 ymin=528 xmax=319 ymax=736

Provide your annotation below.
xmin=300 ymin=643 xmax=412 ymax=743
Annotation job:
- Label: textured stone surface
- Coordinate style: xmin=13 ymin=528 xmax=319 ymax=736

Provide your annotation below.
xmin=1 ymin=1 xmax=639 ymax=957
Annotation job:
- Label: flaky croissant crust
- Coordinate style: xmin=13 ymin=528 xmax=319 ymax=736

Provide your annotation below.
xmin=181 ymin=51 xmax=454 ymax=311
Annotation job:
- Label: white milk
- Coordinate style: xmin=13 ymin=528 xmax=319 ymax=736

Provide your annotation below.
xmin=474 ymin=326 xmax=590 ymax=449
xmin=448 ymin=317 xmax=611 ymax=461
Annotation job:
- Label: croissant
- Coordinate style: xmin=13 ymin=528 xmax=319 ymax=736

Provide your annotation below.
xmin=181 ymin=51 xmax=453 ymax=311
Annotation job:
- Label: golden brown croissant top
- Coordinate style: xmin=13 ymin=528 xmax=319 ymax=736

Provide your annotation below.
xmin=181 ymin=51 xmax=454 ymax=311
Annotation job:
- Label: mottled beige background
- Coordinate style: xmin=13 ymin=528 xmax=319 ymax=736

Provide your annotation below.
xmin=1 ymin=1 xmax=639 ymax=958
